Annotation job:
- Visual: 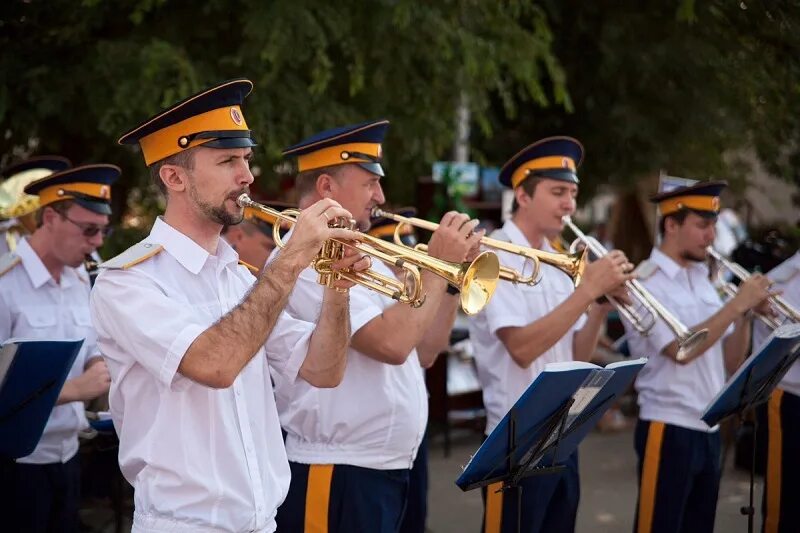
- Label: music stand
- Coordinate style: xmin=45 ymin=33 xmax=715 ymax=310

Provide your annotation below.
xmin=456 ymin=359 xmax=646 ymax=533
xmin=702 ymin=323 xmax=800 ymax=533
xmin=0 ymin=338 xmax=84 ymax=459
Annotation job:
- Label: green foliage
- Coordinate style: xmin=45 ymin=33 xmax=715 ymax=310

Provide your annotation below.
xmin=430 ymin=164 xmax=476 ymax=221
xmin=0 ymin=0 xmax=565 ymax=219
xmin=477 ymin=0 xmax=800 ymax=201
xmin=2 ymin=0 xmax=797 ymax=250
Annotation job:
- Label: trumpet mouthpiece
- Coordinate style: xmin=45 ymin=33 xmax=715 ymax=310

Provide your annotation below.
xmin=236 ymin=193 xmax=252 ymax=208
xmin=370 ymin=206 xmax=385 ymax=218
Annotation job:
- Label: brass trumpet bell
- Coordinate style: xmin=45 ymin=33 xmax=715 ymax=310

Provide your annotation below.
xmin=237 ymin=194 xmax=500 ymax=314
xmin=370 ymin=207 xmax=588 ymax=287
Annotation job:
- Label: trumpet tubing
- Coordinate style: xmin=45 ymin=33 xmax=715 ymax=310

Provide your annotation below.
xmin=562 ymin=215 xmax=708 ymax=362
xmin=370 ymin=207 xmax=587 ymax=285
xmin=707 ymin=247 xmax=800 ymax=329
xmin=238 ymin=195 xmax=500 ymax=314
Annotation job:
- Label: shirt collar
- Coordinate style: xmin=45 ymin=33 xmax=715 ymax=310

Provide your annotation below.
xmin=501 ymin=219 xmax=556 ymax=252
xmin=502 ymin=219 xmax=532 ymax=248
xmin=15 ymin=237 xmax=79 ymax=289
xmin=149 ymin=217 xmax=239 ymax=275
xmin=649 ymin=247 xmax=707 ymax=280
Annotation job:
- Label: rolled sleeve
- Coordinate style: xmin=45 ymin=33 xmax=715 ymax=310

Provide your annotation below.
xmin=0 ymin=292 xmax=11 ymax=341
xmin=485 ymin=282 xmax=533 ymax=335
xmin=90 ymin=270 xmax=205 ymax=390
xmin=349 ymin=284 xmax=385 ymax=335
xmin=264 ymin=311 xmax=313 ymax=391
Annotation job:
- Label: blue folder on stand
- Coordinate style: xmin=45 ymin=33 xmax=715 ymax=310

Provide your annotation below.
xmin=0 ymin=338 xmax=84 ymax=459
xmin=456 ymin=358 xmax=646 ymax=492
xmin=702 ymin=323 xmax=800 ymax=427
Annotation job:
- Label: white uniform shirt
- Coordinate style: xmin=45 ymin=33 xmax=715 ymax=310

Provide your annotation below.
xmin=90 ymin=217 xmax=314 ymax=533
xmin=0 ymin=237 xmax=93 ymax=464
xmin=624 ymin=248 xmax=732 ymax=432
xmin=753 ymin=252 xmax=800 ymax=397
xmin=269 ymin=236 xmax=428 ymax=470
xmin=468 ymin=219 xmax=586 ymax=435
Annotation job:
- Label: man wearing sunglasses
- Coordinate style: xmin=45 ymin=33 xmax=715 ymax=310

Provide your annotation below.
xmin=0 ymin=163 xmax=117 ymax=533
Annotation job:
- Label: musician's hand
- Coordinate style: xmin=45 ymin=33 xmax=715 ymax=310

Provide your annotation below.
xmin=427 ymin=211 xmax=482 ymax=263
xmin=284 ymin=199 xmax=360 ymax=266
xmin=327 ymin=247 xmax=372 ymax=291
xmin=753 ymin=298 xmax=778 ymax=320
xmin=75 ymin=359 xmax=111 ymax=400
xmin=732 ymin=273 xmax=773 ymax=314
xmin=578 ymin=250 xmax=634 ymax=300
xmin=464 ymin=232 xmax=487 ymax=263
xmin=595 ymin=285 xmax=632 ymax=313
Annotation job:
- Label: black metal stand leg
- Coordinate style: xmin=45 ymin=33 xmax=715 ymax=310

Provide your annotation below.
xmin=739 ymin=414 xmax=756 ymax=533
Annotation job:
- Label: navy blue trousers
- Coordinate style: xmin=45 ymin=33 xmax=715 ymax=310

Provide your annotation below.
xmin=399 ymin=434 xmax=428 ymax=533
xmin=633 ymin=420 xmax=721 ymax=533
xmin=0 ymin=454 xmax=81 ymax=533
xmin=276 ymin=461 xmax=410 ymax=533
xmin=761 ymin=389 xmax=800 ymax=533
xmin=480 ymin=450 xmax=580 ymax=533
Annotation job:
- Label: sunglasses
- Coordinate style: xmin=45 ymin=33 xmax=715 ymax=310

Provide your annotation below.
xmin=59 ymin=213 xmax=113 ymax=238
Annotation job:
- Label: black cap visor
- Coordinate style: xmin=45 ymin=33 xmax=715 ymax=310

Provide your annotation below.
xmin=356 ymin=161 xmax=385 ymax=177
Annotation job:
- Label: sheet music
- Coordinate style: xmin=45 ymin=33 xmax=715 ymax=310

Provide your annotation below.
xmin=518 ymin=369 xmax=613 ymax=472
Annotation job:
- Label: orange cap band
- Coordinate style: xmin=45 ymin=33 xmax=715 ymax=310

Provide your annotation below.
xmin=138 ymin=106 xmax=249 ymax=165
xmin=511 ymin=156 xmax=577 ymax=188
xmin=296 ymin=142 xmax=381 ymax=172
xmin=659 ymin=195 xmax=721 ymax=216
xmin=37 ymin=182 xmax=112 ymax=207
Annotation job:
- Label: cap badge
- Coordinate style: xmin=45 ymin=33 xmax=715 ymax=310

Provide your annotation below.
xmin=230 ymin=107 xmax=243 ymax=126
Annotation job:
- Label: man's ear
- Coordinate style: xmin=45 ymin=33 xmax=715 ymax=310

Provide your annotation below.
xmin=664 ymin=216 xmax=679 ymax=237
xmin=514 ymin=186 xmax=531 ymax=209
xmin=40 ymin=206 xmax=58 ymax=228
xmin=159 ymin=164 xmax=188 ymax=193
xmin=316 ymin=173 xmax=337 ymax=199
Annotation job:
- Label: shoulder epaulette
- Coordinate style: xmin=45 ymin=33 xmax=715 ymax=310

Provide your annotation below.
xmin=769 ymin=261 xmax=800 ymax=285
xmin=238 ymin=260 xmax=259 ymax=274
xmin=100 ymin=241 xmax=164 ymax=270
xmin=634 ymin=259 xmax=659 ymax=280
xmin=0 ymin=252 xmax=21 ymax=277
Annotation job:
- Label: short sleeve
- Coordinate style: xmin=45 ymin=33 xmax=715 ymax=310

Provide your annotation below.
xmin=0 ymin=290 xmax=11 ymax=342
xmin=349 ymin=283 xmax=387 ymax=335
xmin=263 ymin=310 xmax=313 ymax=392
xmin=90 ymin=270 xmax=204 ymax=391
xmin=484 ymin=279 xmax=532 ymax=335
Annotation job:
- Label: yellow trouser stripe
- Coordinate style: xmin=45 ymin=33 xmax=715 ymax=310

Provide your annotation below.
xmin=637 ymin=422 xmax=665 ymax=533
xmin=765 ymin=390 xmax=785 ymax=533
xmin=304 ymin=464 xmax=334 ymax=533
xmin=484 ymin=481 xmax=504 ymax=533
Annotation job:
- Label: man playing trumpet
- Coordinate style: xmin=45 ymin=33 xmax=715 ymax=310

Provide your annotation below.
xmin=625 ymin=181 xmax=772 ymax=533
xmin=752 ymin=248 xmax=800 ymax=533
xmin=469 ymin=137 xmax=633 ymax=533
xmin=273 ymin=119 xmax=482 ymax=532
xmin=90 ymin=79 xmax=365 ymax=533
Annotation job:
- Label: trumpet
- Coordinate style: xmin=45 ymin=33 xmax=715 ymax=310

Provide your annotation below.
xmin=707 ymin=247 xmax=800 ymax=329
xmin=238 ymin=195 xmax=500 ymax=315
xmin=563 ymin=216 xmax=708 ymax=362
xmin=369 ymin=207 xmax=587 ymax=285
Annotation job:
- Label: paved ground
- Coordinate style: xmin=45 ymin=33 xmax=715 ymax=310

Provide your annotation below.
xmin=81 ymin=425 xmax=761 ymax=533
xmin=426 ymin=426 xmax=759 ymax=533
